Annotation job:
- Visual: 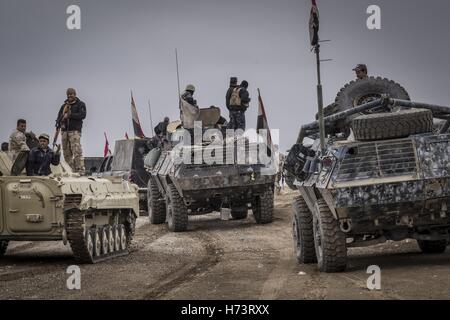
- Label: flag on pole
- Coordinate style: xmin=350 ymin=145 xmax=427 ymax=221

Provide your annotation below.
xmin=309 ymin=0 xmax=319 ymax=46
xmin=125 ymin=132 xmax=129 ymax=140
xmin=131 ymin=91 xmax=146 ymax=138
xmin=256 ymin=89 xmax=273 ymax=157
xmin=103 ymin=132 xmax=111 ymax=157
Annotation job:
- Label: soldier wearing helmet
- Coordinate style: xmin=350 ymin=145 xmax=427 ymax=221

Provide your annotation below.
xmin=180 ymin=84 xmax=200 ymax=134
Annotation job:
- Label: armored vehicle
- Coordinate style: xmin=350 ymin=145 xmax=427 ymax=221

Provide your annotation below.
xmin=97 ymin=138 xmax=157 ymax=215
xmin=0 ymin=151 xmax=139 ymax=263
xmin=286 ymin=77 xmax=450 ymax=272
xmin=145 ymin=108 xmax=276 ymax=232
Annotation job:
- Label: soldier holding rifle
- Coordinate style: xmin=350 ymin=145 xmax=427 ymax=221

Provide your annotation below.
xmin=54 ymin=88 xmax=87 ymax=174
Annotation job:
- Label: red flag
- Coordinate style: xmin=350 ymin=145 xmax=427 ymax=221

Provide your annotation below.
xmin=103 ymin=132 xmax=110 ymax=157
xmin=309 ymin=0 xmax=319 ymax=46
xmin=125 ymin=132 xmax=129 ymax=140
xmin=256 ymin=89 xmax=273 ymax=156
xmin=131 ymin=92 xmax=146 ymax=138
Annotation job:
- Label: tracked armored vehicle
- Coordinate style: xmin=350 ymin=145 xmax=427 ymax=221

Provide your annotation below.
xmin=0 ymin=152 xmax=139 ymax=263
xmin=145 ymin=108 xmax=276 ymax=232
xmin=286 ymin=77 xmax=450 ymax=272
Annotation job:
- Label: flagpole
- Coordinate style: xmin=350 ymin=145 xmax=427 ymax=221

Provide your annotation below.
xmin=148 ymin=100 xmax=154 ymax=138
xmin=310 ymin=0 xmax=326 ymax=153
xmin=315 ymin=45 xmax=326 ymax=153
xmin=175 ymin=48 xmax=182 ymax=120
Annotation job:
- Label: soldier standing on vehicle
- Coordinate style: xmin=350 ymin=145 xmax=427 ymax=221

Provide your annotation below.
xmin=180 ymin=84 xmax=199 ymax=142
xmin=154 ymin=117 xmax=170 ymax=138
xmin=1 ymin=142 xmax=9 ymax=152
xmin=226 ymin=77 xmax=238 ymax=110
xmin=9 ymin=119 xmax=30 ymax=162
xmin=26 ymin=134 xmax=61 ymax=176
xmin=227 ymin=80 xmax=251 ymax=131
xmin=55 ymin=88 xmax=86 ymax=174
xmin=353 ymin=64 xmax=368 ymax=80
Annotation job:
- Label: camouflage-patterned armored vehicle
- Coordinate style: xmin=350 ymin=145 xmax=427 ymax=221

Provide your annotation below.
xmin=0 ymin=151 xmax=139 ymax=263
xmin=286 ymin=77 xmax=450 ymax=272
xmin=145 ymin=108 xmax=276 ymax=232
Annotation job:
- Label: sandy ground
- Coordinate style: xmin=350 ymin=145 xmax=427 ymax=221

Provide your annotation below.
xmin=1 ymin=188 xmax=450 ymax=300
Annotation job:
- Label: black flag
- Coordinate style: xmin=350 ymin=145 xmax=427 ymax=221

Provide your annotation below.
xmin=309 ymin=0 xmax=319 ymax=46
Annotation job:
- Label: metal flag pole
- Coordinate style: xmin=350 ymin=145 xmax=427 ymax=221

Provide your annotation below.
xmin=309 ymin=0 xmax=327 ymax=153
xmin=315 ymin=44 xmax=326 ymax=153
xmin=175 ymin=48 xmax=182 ymax=119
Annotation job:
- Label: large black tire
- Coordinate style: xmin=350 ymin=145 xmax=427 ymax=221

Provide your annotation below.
xmin=0 ymin=240 xmax=8 ymax=257
xmin=253 ymin=187 xmax=274 ymax=224
xmin=312 ymin=199 xmax=347 ymax=272
xmin=166 ymin=184 xmax=188 ymax=232
xmin=335 ymin=77 xmax=410 ymax=113
xmin=231 ymin=207 xmax=248 ymax=220
xmin=352 ymin=108 xmax=433 ymax=141
xmin=417 ymin=240 xmax=447 ymax=254
xmin=326 ymin=77 xmax=410 ymax=135
xmin=147 ymin=177 xmax=166 ymax=224
xmin=292 ymin=196 xmax=317 ymax=264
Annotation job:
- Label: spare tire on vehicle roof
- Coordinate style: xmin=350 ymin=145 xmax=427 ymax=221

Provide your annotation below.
xmin=334 ymin=76 xmax=410 ymax=113
xmin=351 ymin=108 xmax=433 ymax=141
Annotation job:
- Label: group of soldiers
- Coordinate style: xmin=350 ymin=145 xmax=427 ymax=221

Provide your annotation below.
xmin=2 ymin=64 xmax=366 ymax=177
xmin=179 ymin=77 xmax=251 ymax=133
xmin=4 ymin=88 xmax=87 ymax=176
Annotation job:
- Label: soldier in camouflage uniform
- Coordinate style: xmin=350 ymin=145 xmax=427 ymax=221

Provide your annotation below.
xmin=55 ymin=88 xmax=87 ymax=174
xmin=275 ymin=148 xmax=286 ymax=195
xmin=1 ymin=142 xmax=9 ymax=152
xmin=8 ymin=119 xmax=29 ymax=162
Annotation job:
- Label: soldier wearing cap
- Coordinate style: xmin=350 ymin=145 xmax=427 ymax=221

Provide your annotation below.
xmin=26 ymin=134 xmax=61 ymax=176
xmin=55 ymin=88 xmax=87 ymax=174
xmin=353 ymin=64 xmax=368 ymax=80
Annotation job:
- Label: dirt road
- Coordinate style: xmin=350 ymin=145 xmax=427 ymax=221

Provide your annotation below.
xmin=1 ymin=189 xmax=450 ymax=300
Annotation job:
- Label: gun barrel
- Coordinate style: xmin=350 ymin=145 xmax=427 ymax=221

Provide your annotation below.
xmin=297 ymin=98 xmax=383 ymax=143
xmin=390 ymin=99 xmax=450 ymax=116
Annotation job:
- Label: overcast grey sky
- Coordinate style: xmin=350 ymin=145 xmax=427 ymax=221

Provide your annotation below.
xmin=1 ymin=0 xmax=450 ymax=155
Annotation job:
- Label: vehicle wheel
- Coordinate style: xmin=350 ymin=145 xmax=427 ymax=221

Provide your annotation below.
xmin=113 ymin=226 xmax=120 ymax=251
xmin=253 ymin=187 xmax=274 ymax=224
xmin=85 ymin=230 xmax=95 ymax=259
xmin=330 ymin=77 xmax=410 ymax=134
xmin=100 ymin=227 xmax=109 ymax=254
xmin=93 ymin=229 xmax=101 ymax=257
xmin=119 ymin=224 xmax=127 ymax=251
xmin=352 ymin=108 xmax=433 ymax=141
xmin=0 ymin=240 xmax=9 ymax=257
xmin=166 ymin=184 xmax=188 ymax=232
xmin=312 ymin=199 xmax=347 ymax=272
xmin=335 ymin=77 xmax=410 ymax=113
xmin=231 ymin=207 xmax=248 ymax=220
xmin=417 ymin=239 xmax=447 ymax=254
xmin=148 ymin=177 xmax=166 ymax=224
xmin=106 ymin=226 xmax=115 ymax=253
xmin=292 ymin=196 xmax=317 ymax=264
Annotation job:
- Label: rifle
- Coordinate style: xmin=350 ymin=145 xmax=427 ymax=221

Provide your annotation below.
xmin=53 ymin=103 xmax=71 ymax=147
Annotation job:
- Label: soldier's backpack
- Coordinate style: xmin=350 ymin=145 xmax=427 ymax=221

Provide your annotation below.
xmin=229 ymin=87 xmax=242 ymax=107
